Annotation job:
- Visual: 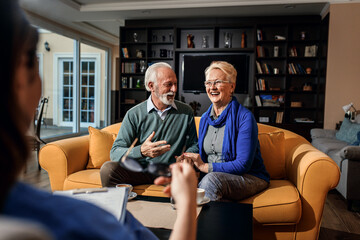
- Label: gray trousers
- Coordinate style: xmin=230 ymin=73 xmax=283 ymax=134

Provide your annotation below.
xmin=100 ymin=161 xmax=156 ymax=187
xmin=199 ymin=172 xmax=269 ymax=201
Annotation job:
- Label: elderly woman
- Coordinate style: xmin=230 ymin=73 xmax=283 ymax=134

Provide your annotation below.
xmin=184 ymin=61 xmax=270 ymax=201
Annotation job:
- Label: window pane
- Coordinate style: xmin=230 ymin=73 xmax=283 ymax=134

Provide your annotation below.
xmin=64 ymin=75 xmax=69 ymax=85
xmin=82 ymin=62 xmax=88 ymax=73
xmin=89 ymin=99 xmax=94 ymax=110
xmin=81 ymin=99 xmax=87 ymax=110
xmin=64 ymin=62 xmax=69 ymax=72
xmin=89 ymin=112 xmax=94 ymax=123
xmin=81 ymin=87 xmax=87 ymax=98
xmin=81 ymin=111 xmax=87 ymax=122
xmin=82 ymin=75 xmax=87 ymax=85
xmin=89 ymin=87 xmax=94 ymax=98
xmin=89 ymin=75 xmax=94 ymax=85
xmin=89 ymin=62 xmax=95 ymax=73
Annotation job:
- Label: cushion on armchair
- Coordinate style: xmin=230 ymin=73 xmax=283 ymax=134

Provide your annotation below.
xmin=87 ymin=126 xmax=117 ymax=169
xmin=258 ymin=131 xmax=285 ymax=179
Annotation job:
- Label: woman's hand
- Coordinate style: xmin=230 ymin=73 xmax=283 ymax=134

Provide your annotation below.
xmin=175 ymin=153 xmax=194 ymax=166
xmin=154 ymin=163 xmax=197 ymax=240
xmin=154 ymin=163 xmax=197 ymax=201
xmin=183 ymin=153 xmax=208 ymax=173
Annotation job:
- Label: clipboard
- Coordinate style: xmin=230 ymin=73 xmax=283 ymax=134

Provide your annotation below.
xmin=54 ymin=187 xmax=128 ymax=223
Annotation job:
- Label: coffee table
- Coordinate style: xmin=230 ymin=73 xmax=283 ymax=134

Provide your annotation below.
xmin=127 ymin=196 xmax=253 ymax=240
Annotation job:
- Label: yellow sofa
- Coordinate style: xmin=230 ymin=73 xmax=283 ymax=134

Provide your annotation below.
xmin=39 ymin=117 xmax=340 ymax=240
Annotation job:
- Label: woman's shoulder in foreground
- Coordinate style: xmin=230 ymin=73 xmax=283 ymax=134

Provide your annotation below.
xmin=3 ymin=182 xmax=134 ymax=239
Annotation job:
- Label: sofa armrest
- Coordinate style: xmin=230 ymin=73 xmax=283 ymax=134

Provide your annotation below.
xmin=39 ymin=135 xmax=89 ymax=191
xmin=286 ymin=142 xmax=340 ymax=240
xmin=310 ymin=128 xmax=337 ymax=140
xmin=339 ymin=146 xmax=360 ymax=161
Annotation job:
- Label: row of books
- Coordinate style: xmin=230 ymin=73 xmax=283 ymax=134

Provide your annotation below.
xmin=121 ymin=62 xmax=139 ymax=73
xmin=287 ymin=63 xmax=307 ymax=75
xmin=256 ymin=61 xmax=273 ymax=74
xmin=256 ymin=78 xmax=267 ymax=91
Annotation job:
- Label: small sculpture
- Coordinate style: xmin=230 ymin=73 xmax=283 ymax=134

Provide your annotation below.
xmin=187 ymin=34 xmax=194 ymax=48
xmin=241 ymin=32 xmax=246 ymax=48
xmin=224 ymin=32 xmax=232 ymax=48
xmin=202 ymin=35 xmax=209 ymax=48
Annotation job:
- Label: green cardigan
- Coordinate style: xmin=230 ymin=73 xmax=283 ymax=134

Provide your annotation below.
xmin=110 ymin=100 xmax=199 ymax=166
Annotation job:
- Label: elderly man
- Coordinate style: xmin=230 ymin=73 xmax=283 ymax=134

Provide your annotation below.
xmin=100 ymin=62 xmax=199 ymax=187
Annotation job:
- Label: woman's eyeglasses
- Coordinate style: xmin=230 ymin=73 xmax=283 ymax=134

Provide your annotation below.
xmin=204 ymin=80 xmax=231 ymax=88
xmin=120 ymin=138 xmax=171 ymax=177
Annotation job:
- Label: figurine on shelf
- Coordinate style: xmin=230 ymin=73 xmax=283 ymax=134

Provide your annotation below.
xmin=133 ymin=32 xmax=138 ymax=42
xmin=224 ymin=32 xmax=232 ymax=48
xmin=202 ymin=35 xmax=209 ymax=48
xmin=187 ymin=34 xmax=194 ymax=48
xmin=241 ymin=32 xmax=246 ymax=48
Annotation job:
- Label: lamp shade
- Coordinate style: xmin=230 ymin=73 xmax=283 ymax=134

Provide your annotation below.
xmin=343 ymin=103 xmax=354 ymax=113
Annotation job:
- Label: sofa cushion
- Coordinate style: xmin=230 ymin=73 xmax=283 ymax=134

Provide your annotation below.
xmin=240 ymin=180 xmax=301 ymax=224
xmin=336 ymin=118 xmax=360 ymax=144
xmin=312 ymin=138 xmax=349 ymax=155
xmin=258 ymin=131 xmax=285 ymax=179
xmin=87 ymin=126 xmax=117 ymax=169
xmin=64 ymin=169 xmax=102 ymax=190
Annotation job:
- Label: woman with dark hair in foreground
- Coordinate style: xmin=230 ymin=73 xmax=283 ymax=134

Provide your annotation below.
xmin=0 ymin=1 xmax=197 ymax=239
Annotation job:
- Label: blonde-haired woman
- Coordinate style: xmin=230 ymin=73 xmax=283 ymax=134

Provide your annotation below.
xmin=184 ymin=61 xmax=270 ymax=201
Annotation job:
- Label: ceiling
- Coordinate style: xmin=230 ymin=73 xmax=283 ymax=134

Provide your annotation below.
xmin=19 ymin=0 xmax=356 ymax=45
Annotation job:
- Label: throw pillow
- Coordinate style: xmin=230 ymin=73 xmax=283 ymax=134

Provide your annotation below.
xmin=258 ymin=131 xmax=286 ymax=179
xmin=87 ymin=126 xmax=117 ymax=169
xmin=335 ymin=118 xmax=360 ymax=144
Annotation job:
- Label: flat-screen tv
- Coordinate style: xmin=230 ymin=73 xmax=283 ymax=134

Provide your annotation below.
xmin=182 ymin=53 xmax=249 ymax=94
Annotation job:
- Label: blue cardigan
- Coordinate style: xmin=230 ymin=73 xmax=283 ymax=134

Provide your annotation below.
xmin=198 ymin=98 xmax=270 ymax=183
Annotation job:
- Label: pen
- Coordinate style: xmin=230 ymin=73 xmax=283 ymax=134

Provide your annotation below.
xmin=72 ymin=187 xmax=108 ymax=194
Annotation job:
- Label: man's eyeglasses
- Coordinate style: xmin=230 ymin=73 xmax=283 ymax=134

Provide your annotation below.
xmin=120 ymin=138 xmax=171 ymax=177
xmin=204 ymin=80 xmax=231 ymax=88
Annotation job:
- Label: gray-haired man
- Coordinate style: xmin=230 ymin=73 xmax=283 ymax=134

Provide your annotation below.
xmin=100 ymin=62 xmax=199 ymax=186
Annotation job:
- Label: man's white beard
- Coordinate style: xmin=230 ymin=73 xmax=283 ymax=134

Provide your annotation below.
xmin=156 ymin=91 xmax=176 ymax=105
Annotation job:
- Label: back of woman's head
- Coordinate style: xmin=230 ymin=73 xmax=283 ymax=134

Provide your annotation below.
xmin=0 ymin=0 xmax=36 ymax=209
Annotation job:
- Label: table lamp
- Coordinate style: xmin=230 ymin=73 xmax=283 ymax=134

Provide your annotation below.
xmin=342 ymin=102 xmax=357 ymax=122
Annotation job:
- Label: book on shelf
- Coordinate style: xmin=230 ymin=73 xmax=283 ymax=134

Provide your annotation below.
xmin=255 ymin=95 xmax=262 ymax=106
xmin=275 ymin=111 xmax=284 ymax=123
xmin=294 ymin=117 xmax=314 ymax=123
xmin=121 ymin=48 xmax=129 ymax=58
xmin=256 ymin=61 xmax=263 ymax=74
xmin=262 ymin=63 xmax=271 ymax=74
xmin=256 ymin=46 xmax=266 ymax=57
xmin=289 ymin=46 xmax=298 ymax=57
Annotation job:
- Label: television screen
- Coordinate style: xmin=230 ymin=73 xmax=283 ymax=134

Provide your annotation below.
xmin=182 ymin=53 xmax=249 ymax=94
